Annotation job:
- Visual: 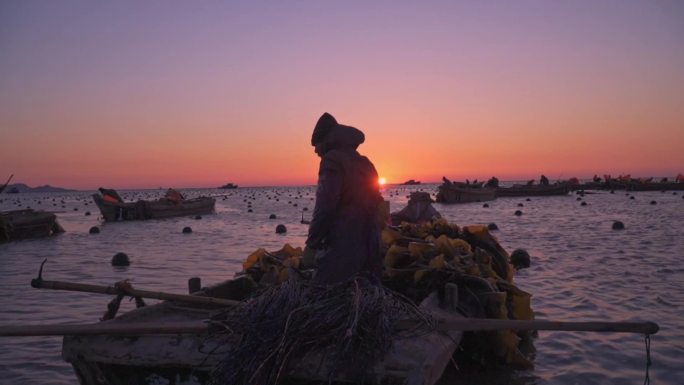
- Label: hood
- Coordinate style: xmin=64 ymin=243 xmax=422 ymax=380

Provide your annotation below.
xmin=311 ymin=112 xmax=365 ymax=151
xmin=321 ymin=123 xmax=365 ymax=151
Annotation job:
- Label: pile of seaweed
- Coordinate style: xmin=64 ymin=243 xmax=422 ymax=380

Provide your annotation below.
xmin=208 ymin=276 xmax=433 ymax=385
xmin=210 ymin=218 xmax=535 ymax=384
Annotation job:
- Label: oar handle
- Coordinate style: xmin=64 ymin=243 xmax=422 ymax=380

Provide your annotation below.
xmin=31 ymin=278 xmax=239 ymax=307
xmin=421 ymin=318 xmax=659 ymax=335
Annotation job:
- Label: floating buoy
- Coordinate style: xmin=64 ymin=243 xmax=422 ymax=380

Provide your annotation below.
xmin=248 ymin=209 xmax=253 ymax=213
xmin=630 ymin=196 xmax=635 ymax=200
xmin=85 ymin=211 xmax=91 ymax=216
xmin=487 ymin=223 xmax=498 ymax=231
xmin=89 ymin=226 xmax=100 ymax=234
xmin=514 ymin=210 xmax=523 ymax=216
xmin=111 ymin=252 xmax=130 ymax=266
xmin=510 ymin=249 xmax=531 ymax=269
xmin=612 ymin=221 xmax=625 ymax=230
xmin=580 ymin=201 xmax=587 ymax=206
xmin=269 ymin=214 xmax=277 ymax=219
xmin=276 ymin=224 xmax=287 ymax=234
xmin=650 ymin=201 xmax=657 ymax=205
xmin=517 ymin=203 xmax=524 ymax=207
xmin=482 ymin=203 xmax=489 ymax=208
xmin=576 ymin=197 xmax=582 ymax=201
xmin=195 ymin=215 xmax=202 ymax=220
xmin=182 ymin=226 xmax=192 ymax=234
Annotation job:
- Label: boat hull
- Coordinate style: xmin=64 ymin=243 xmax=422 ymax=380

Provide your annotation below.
xmin=62 ymin=292 xmax=462 ymax=385
xmin=92 ymin=195 xmax=215 ymax=221
xmin=0 ymin=209 xmax=64 ymax=242
xmin=496 ymin=184 xmax=570 ymax=197
xmin=436 ymin=186 xmax=496 ymax=204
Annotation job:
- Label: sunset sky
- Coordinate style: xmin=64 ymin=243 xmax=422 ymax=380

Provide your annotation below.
xmin=1 ymin=1 xmax=683 ymax=189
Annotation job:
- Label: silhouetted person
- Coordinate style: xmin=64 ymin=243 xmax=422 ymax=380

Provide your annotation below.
xmin=485 ymin=176 xmax=499 ymax=188
xmin=540 ymin=175 xmax=549 ymax=186
xmin=390 ymin=192 xmax=441 ymax=225
xmin=305 ymin=113 xmax=383 ymax=284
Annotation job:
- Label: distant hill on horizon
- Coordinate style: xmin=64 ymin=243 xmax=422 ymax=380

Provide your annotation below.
xmin=1 ymin=183 xmax=78 ymax=193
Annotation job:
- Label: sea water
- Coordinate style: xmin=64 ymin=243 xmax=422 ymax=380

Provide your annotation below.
xmin=1 ymin=185 xmax=683 ymax=385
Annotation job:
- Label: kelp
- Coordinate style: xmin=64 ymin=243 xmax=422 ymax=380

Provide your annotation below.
xmin=207 ymin=276 xmax=434 ymax=385
xmin=232 ymin=218 xmax=536 ymax=379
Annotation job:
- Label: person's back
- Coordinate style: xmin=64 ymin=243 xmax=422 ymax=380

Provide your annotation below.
xmin=306 ymin=113 xmax=383 ymax=284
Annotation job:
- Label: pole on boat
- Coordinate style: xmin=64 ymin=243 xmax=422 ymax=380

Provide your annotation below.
xmin=0 ymin=318 xmax=659 ymax=337
xmin=31 ymin=259 xmax=239 ymax=308
xmin=0 ymin=174 xmax=13 ymax=193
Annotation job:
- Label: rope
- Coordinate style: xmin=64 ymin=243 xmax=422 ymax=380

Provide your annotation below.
xmin=643 ymin=334 xmax=652 ymax=385
xmin=100 ymin=281 xmax=146 ymax=321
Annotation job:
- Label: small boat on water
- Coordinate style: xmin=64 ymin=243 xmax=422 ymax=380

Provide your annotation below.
xmin=218 ymin=182 xmax=238 ymax=189
xmin=496 ymin=183 xmax=570 ymax=197
xmin=401 ymin=179 xmax=421 ymax=185
xmin=92 ymin=188 xmax=215 ymax=221
xmin=62 ymin=278 xmax=463 ymax=385
xmin=626 ymin=182 xmax=684 ymax=191
xmin=0 ymin=209 xmax=64 ymax=243
xmin=436 ymin=184 xmax=496 ymax=204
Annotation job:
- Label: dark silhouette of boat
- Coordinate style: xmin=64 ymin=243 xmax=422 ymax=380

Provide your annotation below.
xmin=92 ymin=189 xmax=215 ymax=221
xmin=218 ymin=183 xmax=238 ymax=189
xmin=435 ymin=178 xmax=496 ymax=203
xmin=496 ymin=183 xmax=570 ymax=197
xmin=401 ymin=179 xmax=421 ymax=185
xmin=0 ymin=209 xmax=64 ymax=242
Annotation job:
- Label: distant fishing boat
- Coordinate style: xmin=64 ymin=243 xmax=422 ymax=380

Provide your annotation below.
xmin=218 ymin=182 xmax=238 ymax=189
xmin=436 ymin=183 xmax=496 ymax=204
xmin=0 ymin=209 xmax=64 ymax=243
xmin=401 ymin=179 xmax=421 ymax=185
xmin=625 ymin=182 xmax=684 ymax=191
xmin=92 ymin=188 xmax=215 ymax=221
xmin=496 ymin=184 xmax=570 ymax=197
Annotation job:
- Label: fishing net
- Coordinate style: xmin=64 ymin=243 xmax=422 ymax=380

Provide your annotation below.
xmin=207 ymin=274 xmax=434 ymax=385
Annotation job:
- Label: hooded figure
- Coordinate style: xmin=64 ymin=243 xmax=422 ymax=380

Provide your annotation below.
xmin=306 ymin=113 xmax=383 ymax=284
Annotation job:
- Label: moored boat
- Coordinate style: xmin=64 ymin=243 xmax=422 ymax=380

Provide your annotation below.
xmin=626 ymin=182 xmax=684 ymax=191
xmin=92 ymin=189 xmax=215 ymax=221
xmin=436 ymin=184 xmax=496 ymax=203
xmin=496 ymin=183 xmax=570 ymax=197
xmin=218 ymin=182 xmax=238 ymax=189
xmin=62 ymin=279 xmax=463 ymax=385
xmin=0 ymin=209 xmax=65 ymax=242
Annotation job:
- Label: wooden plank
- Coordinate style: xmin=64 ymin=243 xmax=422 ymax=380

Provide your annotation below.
xmin=31 ymin=278 xmax=239 ymax=307
xmin=1 ymin=318 xmax=658 ymax=337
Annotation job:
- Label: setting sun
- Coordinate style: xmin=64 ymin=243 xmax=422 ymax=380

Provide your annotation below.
xmin=378 ymin=177 xmax=387 ymax=186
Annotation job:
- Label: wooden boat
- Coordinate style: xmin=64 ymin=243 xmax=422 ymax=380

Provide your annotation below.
xmin=62 ymin=279 xmax=463 ymax=385
xmin=0 ymin=209 xmax=64 ymax=243
xmin=436 ymin=184 xmax=496 ymax=204
xmin=92 ymin=193 xmax=215 ymax=221
xmin=496 ymin=184 xmax=570 ymax=197
xmin=626 ymin=182 xmax=684 ymax=191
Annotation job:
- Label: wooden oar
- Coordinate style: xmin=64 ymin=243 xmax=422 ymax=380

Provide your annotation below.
xmin=31 ymin=260 xmax=238 ymax=308
xmin=0 ymin=318 xmax=658 ymax=337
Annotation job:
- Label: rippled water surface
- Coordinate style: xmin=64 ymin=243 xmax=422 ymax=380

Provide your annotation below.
xmin=1 ymin=185 xmax=683 ymax=385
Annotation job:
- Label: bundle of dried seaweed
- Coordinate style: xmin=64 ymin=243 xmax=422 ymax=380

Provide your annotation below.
xmin=207 ymin=274 xmax=434 ymax=385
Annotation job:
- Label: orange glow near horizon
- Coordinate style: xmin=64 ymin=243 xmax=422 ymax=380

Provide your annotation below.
xmin=1 ymin=3 xmax=683 ymax=190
